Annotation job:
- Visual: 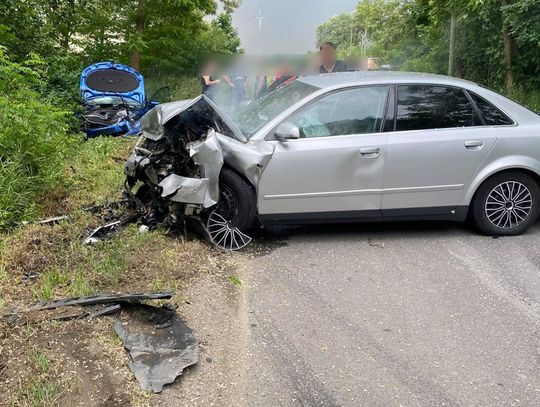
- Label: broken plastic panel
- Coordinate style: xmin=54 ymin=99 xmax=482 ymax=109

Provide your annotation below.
xmin=31 ymin=291 xmax=174 ymax=311
xmin=114 ymin=304 xmax=198 ymax=393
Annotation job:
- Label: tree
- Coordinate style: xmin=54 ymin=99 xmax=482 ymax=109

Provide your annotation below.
xmin=316 ymin=13 xmax=356 ymax=57
xmin=315 ymin=0 xmax=540 ymax=92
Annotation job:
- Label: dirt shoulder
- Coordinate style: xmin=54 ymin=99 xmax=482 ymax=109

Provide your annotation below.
xmin=0 ymin=136 xmax=253 ymax=406
xmin=0 ymin=220 xmax=251 ymax=406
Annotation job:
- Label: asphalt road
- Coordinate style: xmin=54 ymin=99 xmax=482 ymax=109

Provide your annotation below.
xmin=245 ymin=221 xmax=540 ymax=407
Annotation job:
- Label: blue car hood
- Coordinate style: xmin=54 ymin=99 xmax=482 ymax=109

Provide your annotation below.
xmin=80 ymin=62 xmax=145 ymax=105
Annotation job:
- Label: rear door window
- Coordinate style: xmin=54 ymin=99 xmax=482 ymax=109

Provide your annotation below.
xmin=396 ymin=85 xmax=481 ymax=131
xmin=469 ymin=92 xmax=514 ymax=125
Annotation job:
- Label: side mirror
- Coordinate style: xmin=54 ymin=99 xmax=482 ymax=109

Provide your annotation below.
xmin=274 ymin=122 xmax=300 ymax=141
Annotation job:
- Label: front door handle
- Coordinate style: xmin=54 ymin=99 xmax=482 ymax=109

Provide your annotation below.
xmin=360 ymin=147 xmax=381 ymax=157
xmin=464 ymin=140 xmax=483 ymax=149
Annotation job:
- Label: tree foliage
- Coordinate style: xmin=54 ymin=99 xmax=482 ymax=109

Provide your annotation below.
xmin=316 ymin=0 xmax=540 ymax=92
xmin=0 ymin=0 xmax=241 ymax=77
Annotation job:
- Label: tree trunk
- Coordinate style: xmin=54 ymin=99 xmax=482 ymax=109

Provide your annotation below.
xmin=500 ymin=0 xmax=514 ymax=91
xmin=130 ymin=0 xmax=146 ymax=71
xmin=448 ymin=15 xmax=456 ymax=76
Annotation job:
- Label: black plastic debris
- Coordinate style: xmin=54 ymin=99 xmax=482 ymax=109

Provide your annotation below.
xmin=114 ymin=304 xmax=198 ymax=393
xmin=49 ymin=304 xmax=122 ymax=322
xmin=31 ymin=291 xmax=174 ymax=311
xmin=30 ymin=291 xmax=199 ymax=392
xmin=83 ymin=213 xmax=139 ymax=245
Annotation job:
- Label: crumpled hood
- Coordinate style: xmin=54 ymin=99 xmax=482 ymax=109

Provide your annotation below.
xmin=124 ymin=95 xmax=275 ymax=250
xmin=140 ymin=95 xmax=246 ymax=142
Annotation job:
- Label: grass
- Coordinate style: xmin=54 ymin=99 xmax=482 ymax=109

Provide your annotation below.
xmin=31 ymin=349 xmax=51 ymax=374
xmin=14 ymin=349 xmax=62 ymax=407
xmin=0 ymin=75 xmax=228 ymax=405
xmin=0 ymin=264 xmax=7 ymax=309
xmin=227 ymin=275 xmax=242 ymax=286
xmin=33 ymin=268 xmax=68 ymax=300
xmin=16 ymin=380 xmax=62 ymax=407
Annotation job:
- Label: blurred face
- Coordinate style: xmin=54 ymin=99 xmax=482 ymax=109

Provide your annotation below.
xmin=319 ymin=44 xmax=337 ymax=67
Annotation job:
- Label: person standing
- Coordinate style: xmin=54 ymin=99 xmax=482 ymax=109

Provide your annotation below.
xmin=318 ymin=42 xmax=348 ymax=73
xmin=201 ymin=61 xmax=221 ymax=101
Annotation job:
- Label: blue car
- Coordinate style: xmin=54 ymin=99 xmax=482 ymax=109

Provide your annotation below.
xmin=80 ymin=62 xmax=159 ymax=138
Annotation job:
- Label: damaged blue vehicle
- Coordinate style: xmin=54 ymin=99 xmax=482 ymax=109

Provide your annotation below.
xmin=80 ymin=62 xmax=160 ymax=138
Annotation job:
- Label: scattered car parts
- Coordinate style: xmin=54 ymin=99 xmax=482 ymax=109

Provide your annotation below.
xmin=124 ymin=95 xmax=275 ymax=250
xmin=30 ymin=291 xmax=198 ymax=392
xmin=114 ymin=304 xmax=198 ymax=393
xmin=31 ymin=291 xmax=174 ymax=310
xmin=83 ymin=213 xmax=139 ymax=245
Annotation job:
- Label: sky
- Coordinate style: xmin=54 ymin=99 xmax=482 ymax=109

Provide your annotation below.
xmin=231 ymin=0 xmax=359 ymax=54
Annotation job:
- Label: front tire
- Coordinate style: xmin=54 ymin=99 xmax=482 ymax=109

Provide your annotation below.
xmin=471 ymin=171 xmax=540 ymax=236
xmin=209 ymin=168 xmax=257 ymax=232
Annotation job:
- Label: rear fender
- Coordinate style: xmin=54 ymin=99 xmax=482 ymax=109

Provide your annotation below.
xmin=463 ymin=155 xmax=540 ymax=205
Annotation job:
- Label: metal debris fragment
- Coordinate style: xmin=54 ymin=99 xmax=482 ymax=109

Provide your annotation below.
xmin=368 ymin=238 xmax=384 ymax=248
xmin=114 ymin=304 xmax=198 ymax=393
xmin=22 ymin=215 xmax=71 ymax=226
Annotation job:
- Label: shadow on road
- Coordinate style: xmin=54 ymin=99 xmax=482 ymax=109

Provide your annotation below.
xmin=251 ymin=217 xmax=540 ymax=252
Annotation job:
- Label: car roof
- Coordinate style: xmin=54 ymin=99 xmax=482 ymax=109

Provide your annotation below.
xmin=298 ymin=71 xmax=478 ymax=89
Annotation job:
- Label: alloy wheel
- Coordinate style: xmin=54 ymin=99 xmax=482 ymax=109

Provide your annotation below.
xmin=485 ymin=181 xmax=532 ymax=229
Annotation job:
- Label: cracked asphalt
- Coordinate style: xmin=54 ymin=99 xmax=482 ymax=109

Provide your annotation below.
xmin=244 ymin=221 xmax=540 ymax=407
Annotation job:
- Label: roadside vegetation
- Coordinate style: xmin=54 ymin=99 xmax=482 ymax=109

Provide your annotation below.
xmin=0 ymin=2 xmax=242 ymax=405
xmin=317 ymin=0 xmax=540 ymax=110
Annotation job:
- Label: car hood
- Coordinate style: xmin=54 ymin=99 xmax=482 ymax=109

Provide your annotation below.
xmin=140 ymin=95 xmax=246 ymax=143
xmin=80 ymin=62 xmax=146 ymax=105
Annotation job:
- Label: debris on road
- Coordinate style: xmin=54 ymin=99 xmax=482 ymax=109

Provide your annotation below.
xmin=82 ymin=213 xmax=139 ymax=245
xmin=31 ymin=291 xmax=174 ymax=310
xmin=114 ymin=303 xmax=199 ymax=393
xmin=21 ymin=215 xmax=71 ymax=226
xmin=368 ymin=238 xmax=385 ymax=248
xmin=27 ymin=291 xmax=199 ymax=392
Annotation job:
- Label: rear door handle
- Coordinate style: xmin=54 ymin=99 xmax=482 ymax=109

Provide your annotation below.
xmin=464 ymin=140 xmax=483 ymax=149
xmin=360 ymin=147 xmax=381 ymax=157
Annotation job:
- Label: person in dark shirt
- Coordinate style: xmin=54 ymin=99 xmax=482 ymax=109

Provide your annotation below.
xmin=201 ymin=61 xmax=223 ymax=101
xmin=318 ymin=42 xmax=347 ymax=73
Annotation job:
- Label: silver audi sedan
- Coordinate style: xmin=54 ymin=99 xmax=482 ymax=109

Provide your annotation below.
xmin=126 ymin=71 xmax=540 ymax=249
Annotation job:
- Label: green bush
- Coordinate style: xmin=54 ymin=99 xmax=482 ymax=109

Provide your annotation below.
xmin=145 ymin=75 xmax=201 ymax=102
xmin=0 ymin=47 xmax=78 ymax=229
xmin=509 ymin=87 xmax=540 ymax=112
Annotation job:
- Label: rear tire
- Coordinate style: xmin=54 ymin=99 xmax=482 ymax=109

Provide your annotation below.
xmin=471 ymin=171 xmax=540 ymax=236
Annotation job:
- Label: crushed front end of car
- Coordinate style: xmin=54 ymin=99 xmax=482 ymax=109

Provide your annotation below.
xmin=124 ymin=95 xmax=274 ymax=250
xmin=80 ymin=62 xmax=158 ymax=138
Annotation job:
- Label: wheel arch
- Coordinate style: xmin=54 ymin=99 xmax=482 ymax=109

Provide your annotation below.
xmin=464 ymin=159 xmax=540 ymax=207
xmin=221 ymin=164 xmax=257 ymax=191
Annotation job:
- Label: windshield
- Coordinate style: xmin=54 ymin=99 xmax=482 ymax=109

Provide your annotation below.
xmin=86 ymin=96 xmax=143 ymax=107
xmin=232 ymin=80 xmax=319 ymax=137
